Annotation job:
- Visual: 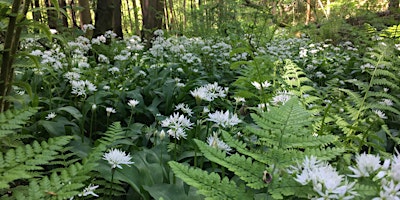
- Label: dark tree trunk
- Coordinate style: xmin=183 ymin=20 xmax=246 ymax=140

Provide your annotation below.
xmin=45 ymin=0 xmax=58 ymax=29
xmin=113 ymin=0 xmax=123 ymax=38
xmin=32 ymin=0 xmax=42 ymax=22
xmin=140 ymin=0 xmax=165 ymax=42
xmin=93 ymin=0 xmax=114 ymax=37
xmin=59 ymin=0 xmax=68 ymax=27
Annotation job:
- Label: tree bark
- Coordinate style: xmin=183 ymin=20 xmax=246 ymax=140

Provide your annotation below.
xmin=132 ymin=0 xmax=141 ymax=36
xmin=78 ymin=0 xmax=92 ymax=28
xmin=45 ymin=0 xmax=58 ymax=29
xmin=59 ymin=0 xmax=68 ymax=27
xmin=140 ymin=0 xmax=165 ymax=42
xmin=93 ymin=0 xmax=114 ymax=37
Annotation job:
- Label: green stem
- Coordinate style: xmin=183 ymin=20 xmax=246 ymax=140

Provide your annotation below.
xmin=110 ymin=168 xmax=115 ymax=198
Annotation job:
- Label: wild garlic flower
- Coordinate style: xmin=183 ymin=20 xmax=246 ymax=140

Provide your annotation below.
xmin=348 ymin=153 xmax=383 ymax=178
xmin=106 ymin=107 xmax=116 ymax=117
xmin=271 ymin=90 xmax=292 ymax=105
xmin=161 ymin=112 xmax=193 ymax=140
xmin=190 ymin=82 xmax=228 ymax=102
xmin=82 ymin=24 xmax=95 ymax=33
xmin=175 ymin=103 xmax=193 ymax=116
xmin=207 ymin=132 xmax=232 ymax=152
xmin=373 ymin=110 xmax=388 ymax=120
xmin=45 ymin=112 xmax=57 ymax=120
xmin=103 ymin=148 xmax=134 ymax=169
xmin=128 ymin=99 xmax=140 ymax=108
xmin=251 ymin=80 xmax=271 ymax=90
xmin=77 ymin=184 xmax=99 ymax=197
xmin=207 ymin=110 xmax=241 ymax=128
xmin=289 ymin=156 xmax=357 ymax=200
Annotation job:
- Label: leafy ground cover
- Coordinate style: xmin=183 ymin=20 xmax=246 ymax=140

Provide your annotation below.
xmin=1 ymin=26 xmax=400 ymax=199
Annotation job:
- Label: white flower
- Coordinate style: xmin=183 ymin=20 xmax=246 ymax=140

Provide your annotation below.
xmin=45 ymin=112 xmax=57 ymax=120
xmin=373 ymin=110 xmax=388 ymax=119
xmin=190 ymin=82 xmax=228 ymax=102
xmin=207 ymin=110 xmax=241 ymax=128
xmin=77 ymin=184 xmax=99 ymax=197
xmin=161 ymin=112 xmax=193 ymax=140
xmin=207 ymin=132 xmax=232 ymax=152
xmin=106 ymin=107 xmax=116 ymax=117
xmin=128 ymin=99 xmax=140 ymax=108
xmin=315 ymin=71 xmax=326 ymax=78
xmin=175 ymin=103 xmax=193 ymax=116
xmin=348 ymin=153 xmax=382 ymax=177
xmin=251 ymin=80 xmax=271 ymax=90
xmin=234 ymin=97 xmax=246 ymax=103
xmin=291 ymin=156 xmax=357 ymax=199
xmin=271 ymin=91 xmax=292 ymax=105
xmin=103 ymin=148 xmax=134 ymax=169
xmin=91 ymin=104 xmax=97 ymax=111
xmin=379 ymin=99 xmax=393 ymax=106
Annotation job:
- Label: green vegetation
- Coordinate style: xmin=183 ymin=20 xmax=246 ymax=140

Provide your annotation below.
xmin=0 ymin=0 xmax=399 ymax=199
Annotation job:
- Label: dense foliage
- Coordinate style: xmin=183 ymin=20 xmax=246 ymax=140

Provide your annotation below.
xmin=1 ymin=1 xmax=400 ymax=199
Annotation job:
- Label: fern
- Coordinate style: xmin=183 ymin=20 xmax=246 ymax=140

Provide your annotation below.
xmin=5 ymin=122 xmax=128 ymax=199
xmin=0 ymin=107 xmax=38 ymax=138
xmin=194 ymin=139 xmax=266 ymax=189
xmin=0 ymin=136 xmax=73 ymax=190
xmin=170 ymin=97 xmax=344 ymax=199
xmin=169 ymin=161 xmax=253 ymax=200
xmin=335 ymin=41 xmax=400 ymax=152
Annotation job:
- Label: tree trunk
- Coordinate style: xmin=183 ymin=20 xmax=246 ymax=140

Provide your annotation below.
xmin=93 ymin=0 xmax=114 ymax=37
xmin=113 ymin=0 xmax=123 ymax=38
xmin=132 ymin=0 xmax=141 ymax=36
xmin=125 ymin=0 xmax=134 ymax=33
xmin=45 ymin=0 xmax=58 ymax=29
xmin=78 ymin=0 xmax=93 ymax=30
xmin=305 ymin=0 xmax=311 ymax=25
xmin=1 ymin=0 xmax=31 ymax=112
xmin=140 ymin=0 xmax=165 ymax=42
xmin=32 ymin=0 xmax=42 ymax=23
xmin=59 ymin=0 xmax=68 ymax=27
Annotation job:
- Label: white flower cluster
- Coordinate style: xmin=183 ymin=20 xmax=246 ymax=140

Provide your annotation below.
xmin=207 ymin=132 xmax=232 ymax=152
xmin=207 ymin=110 xmax=241 ymax=128
xmin=103 ymin=148 xmax=134 ymax=169
xmin=350 ymin=153 xmax=400 ymax=200
xmin=271 ymin=90 xmax=292 ymax=105
xmin=288 ymin=156 xmax=357 ymax=200
xmin=190 ymin=82 xmax=228 ymax=102
xmin=161 ymin=112 xmax=194 ymax=140
xmin=290 ymin=152 xmax=400 ymax=200
xmin=175 ymin=103 xmax=193 ymax=116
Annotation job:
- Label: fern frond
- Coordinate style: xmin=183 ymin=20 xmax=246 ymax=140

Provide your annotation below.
xmin=169 ymin=161 xmax=253 ymax=200
xmin=0 ymin=107 xmax=39 ymax=138
xmin=194 ymin=139 xmax=266 ymax=189
xmin=0 ymin=136 xmax=73 ymax=190
xmin=369 ymin=78 xmax=400 ymax=89
xmin=250 ymin=97 xmax=312 ymax=139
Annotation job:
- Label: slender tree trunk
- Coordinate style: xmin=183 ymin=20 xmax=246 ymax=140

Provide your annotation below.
xmin=45 ymin=0 xmax=58 ymax=29
xmin=78 ymin=0 xmax=92 ymax=30
xmin=305 ymin=0 xmax=311 ymax=25
xmin=1 ymin=0 xmax=31 ymax=112
xmin=32 ymin=0 xmax=42 ymax=22
xmin=70 ymin=0 xmax=79 ymax=28
xmin=125 ymin=0 xmax=134 ymax=33
xmin=113 ymin=0 xmax=123 ymax=38
xmin=132 ymin=0 xmax=141 ymax=36
xmin=59 ymin=0 xmax=68 ymax=27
